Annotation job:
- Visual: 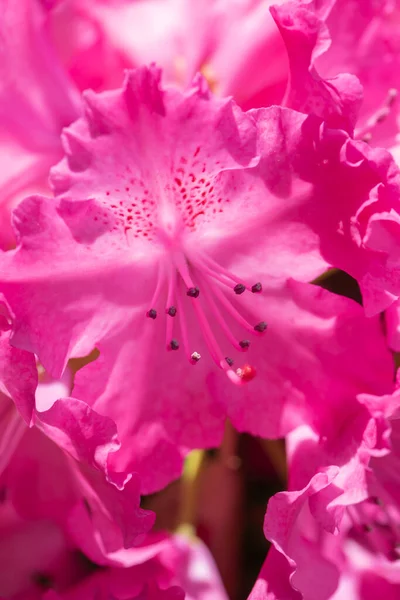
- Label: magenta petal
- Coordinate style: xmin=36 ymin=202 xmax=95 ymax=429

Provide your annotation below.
xmin=0 ymin=0 xmax=80 ymax=142
xmin=35 ymin=396 xmax=123 ymax=479
xmin=4 ymin=406 xmax=154 ymax=564
xmin=0 ymin=0 xmax=80 ymax=243
xmin=248 ymin=545 xmax=301 ymax=600
xmin=0 ymin=309 xmax=37 ymax=424
xmin=264 ymin=466 xmax=341 ymax=599
xmin=316 ymin=0 xmax=400 ymax=149
xmin=385 ymin=298 xmax=400 ymax=351
xmin=66 ymin=466 xmax=155 ymax=564
xmin=260 ymin=381 xmax=400 ymax=599
xmin=270 ymin=0 xmax=363 ymax=131
xmin=33 ymin=397 xmax=155 ymax=557
xmin=72 ymin=321 xmax=225 ymax=493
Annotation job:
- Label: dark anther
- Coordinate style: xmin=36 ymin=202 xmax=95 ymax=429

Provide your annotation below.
xmin=239 ymin=339 xmax=250 ymax=349
xmin=83 ymin=497 xmax=93 ymax=517
xmin=251 ymin=282 xmax=262 ymax=293
xmin=234 ymin=283 xmax=246 ymax=295
xmin=388 ymin=547 xmax=400 ymax=562
xmin=167 ymin=306 xmax=177 ymax=317
xmin=170 ymin=339 xmax=180 ymax=350
xmin=32 ymin=572 xmax=53 ymax=590
xmin=387 ymin=88 xmax=398 ymax=107
xmin=187 ymin=287 xmax=200 ymax=298
xmin=362 ymin=524 xmax=373 ymax=533
xmin=225 ymin=357 xmax=234 ymax=367
xmin=370 ymin=496 xmax=382 ymax=506
xmin=254 ymin=321 xmax=268 ymax=333
xmin=146 ymin=308 xmax=157 ymax=319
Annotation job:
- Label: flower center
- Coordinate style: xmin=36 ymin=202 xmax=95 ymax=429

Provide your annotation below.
xmin=145 ymin=245 xmax=266 ymax=385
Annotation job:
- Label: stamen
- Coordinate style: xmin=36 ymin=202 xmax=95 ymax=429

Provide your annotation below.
xmin=148 ymin=261 xmax=166 ymax=311
xmin=187 ymin=286 xmax=200 ymax=298
xmin=190 ymin=297 xmax=228 ymax=368
xmin=148 ymin=248 xmax=264 ymax=384
xmin=192 ymin=252 xmax=256 ymax=289
xmin=203 ymin=274 xmax=262 ymax=336
xmin=176 ymin=281 xmax=198 ymax=364
xmin=165 ymin=265 xmax=177 ymax=349
xmin=234 ymin=284 xmax=246 ymax=295
xmin=198 ymin=276 xmax=248 ymax=352
xmin=251 ymin=282 xmax=262 ymax=293
xmin=173 ymin=252 xmax=198 ymax=290
xmin=187 ymin=287 xmax=248 ymax=384
xmin=191 ymin=351 xmax=201 ymax=363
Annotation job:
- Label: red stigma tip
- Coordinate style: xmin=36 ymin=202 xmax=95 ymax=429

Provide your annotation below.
xmin=236 ymin=364 xmax=256 ymax=382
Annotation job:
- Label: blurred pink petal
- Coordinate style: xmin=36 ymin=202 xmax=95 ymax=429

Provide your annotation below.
xmin=270 ymin=0 xmax=363 ymax=131
xmin=0 ymin=0 xmax=80 ymax=248
xmin=46 ymin=0 xmax=289 ymax=108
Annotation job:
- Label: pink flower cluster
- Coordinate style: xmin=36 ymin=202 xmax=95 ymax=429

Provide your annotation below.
xmin=0 ymin=0 xmax=400 ymax=598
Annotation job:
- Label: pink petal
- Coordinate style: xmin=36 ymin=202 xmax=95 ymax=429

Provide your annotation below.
xmin=270 ymin=0 xmax=363 ymax=131
xmin=0 ymin=307 xmax=37 ymax=424
xmin=45 ymin=0 xmax=289 ymax=108
xmin=0 ymin=0 xmax=80 ymax=244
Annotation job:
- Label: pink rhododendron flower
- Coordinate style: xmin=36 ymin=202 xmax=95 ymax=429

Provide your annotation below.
xmin=46 ymin=0 xmax=290 ymax=109
xmin=0 ymin=309 xmax=154 ymax=570
xmin=0 ymin=66 xmax=398 ymax=492
xmin=0 ymin=0 xmax=80 ymax=249
xmin=254 ymin=383 xmax=400 ymax=599
xmin=1 ymin=0 xmax=400 ymax=595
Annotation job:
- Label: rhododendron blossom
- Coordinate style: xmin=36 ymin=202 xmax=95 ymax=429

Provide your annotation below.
xmin=1 ymin=67 xmax=398 ymax=492
xmin=1 ymin=0 xmax=400 ymax=597
xmin=255 ymin=384 xmax=400 ymax=599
